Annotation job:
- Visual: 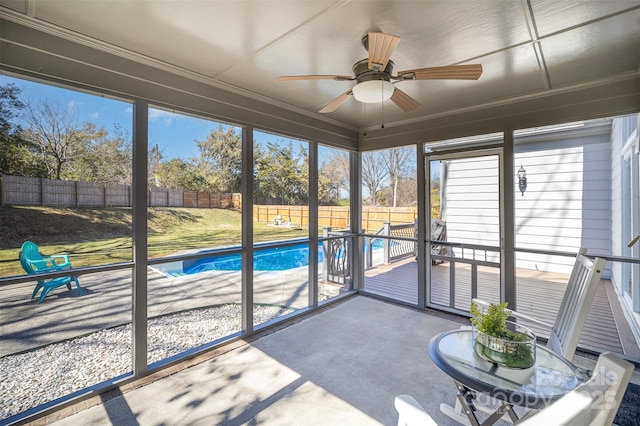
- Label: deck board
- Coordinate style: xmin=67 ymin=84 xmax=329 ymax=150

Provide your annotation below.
xmin=363 ymin=258 xmax=639 ymax=356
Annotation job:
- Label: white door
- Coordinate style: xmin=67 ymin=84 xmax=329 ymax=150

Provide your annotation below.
xmin=426 ymin=149 xmax=503 ymax=312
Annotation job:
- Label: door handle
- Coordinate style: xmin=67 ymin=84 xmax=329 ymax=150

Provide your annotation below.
xmin=627 ymin=235 xmax=640 ymax=248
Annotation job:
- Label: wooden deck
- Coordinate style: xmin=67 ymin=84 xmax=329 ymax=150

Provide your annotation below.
xmin=363 ymin=258 xmax=640 ymax=358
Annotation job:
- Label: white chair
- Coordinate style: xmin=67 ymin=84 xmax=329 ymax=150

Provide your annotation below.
xmin=474 ymin=248 xmax=606 ymax=361
xmin=518 ymin=352 xmax=634 ymax=426
xmin=395 ymin=352 xmax=634 ymax=426
xmin=395 ymin=394 xmax=438 ymax=426
xmin=442 ymin=248 xmax=606 ymax=424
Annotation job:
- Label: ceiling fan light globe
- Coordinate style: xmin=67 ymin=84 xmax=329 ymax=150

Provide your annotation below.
xmin=352 ymin=80 xmax=394 ymax=103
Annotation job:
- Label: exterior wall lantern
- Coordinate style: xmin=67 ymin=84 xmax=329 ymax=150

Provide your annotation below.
xmin=517 ymin=165 xmax=527 ymax=196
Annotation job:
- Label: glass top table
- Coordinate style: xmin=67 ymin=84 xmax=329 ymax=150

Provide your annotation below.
xmin=429 ymin=329 xmax=585 ymax=425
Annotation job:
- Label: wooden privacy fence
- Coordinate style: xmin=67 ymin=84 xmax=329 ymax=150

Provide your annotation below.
xmin=183 ymin=192 xmax=241 ymax=209
xmin=0 ymin=175 xmax=137 ymax=207
xmin=1 ymin=175 xmax=416 ymax=230
xmin=253 ymin=205 xmax=417 ymax=232
xmin=361 ymin=206 xmax=417 ymax=232
xmin=0 ymin=174 xmax=241 ymax=209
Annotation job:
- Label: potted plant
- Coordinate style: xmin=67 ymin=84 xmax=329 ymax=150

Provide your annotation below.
xmin=470 ymin=301 xmax=536 ymax=369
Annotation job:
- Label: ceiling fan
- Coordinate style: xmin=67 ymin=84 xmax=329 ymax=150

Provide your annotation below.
xmin=277 ymin=32 xmax=483 ymax=113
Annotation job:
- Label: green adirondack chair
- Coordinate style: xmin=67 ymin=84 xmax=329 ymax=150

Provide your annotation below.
xmin=19 ymin=241 xmax=82 ymax=303
xmin=20 ymin=241 xmax=73 ymax=271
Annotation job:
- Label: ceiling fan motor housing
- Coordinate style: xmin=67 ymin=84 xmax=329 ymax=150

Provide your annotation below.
xmin=352 ymin=58 xmax=394 ymax=83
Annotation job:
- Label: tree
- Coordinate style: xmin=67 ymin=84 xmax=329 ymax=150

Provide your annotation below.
xmin=318 ymin=169 xmax=338 ymax=205
xmin=254 ymin=141 xmax=308 ymax=205
xmin=70 ymin=124 xmax=132 ymax=184
xmin=319 ymin=150 xmax=349 ymax=205
xmin=0 ymin=83 xmax=23 ymax=130
xmin=361 ymin=151 xmax=387 ymax=205
xmin=149 ymin=143 xmax=163 ymax=187
xmin=19 ymin=99 xmax=95 ymax=179
xmin=384 ymin=147 xmax=414 ymax=207
xmin=195 ymin=125 xmax=242 ymax=192
xmin=0 ymin=83 xmax=47 ymax=176
xmin=380 ymin=173 xmax=417 ymax=208
xmin=157 ymin=158 xmax=208 ymax=190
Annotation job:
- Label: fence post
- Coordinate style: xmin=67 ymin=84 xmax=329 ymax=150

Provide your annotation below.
xmin=365 ymin=208 xmax=370 ymax=233
xmin=40 ymin=177 xmax=45 ymax=206
xmin=322 ymin=226 xmax=331 ymax=282
xmin=365 ymin=232 xmax=372 ymax=269
xmin=383 ymin=221 xmax=391 ymax=264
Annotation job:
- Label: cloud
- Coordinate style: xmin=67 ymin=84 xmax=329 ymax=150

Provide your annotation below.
xmin=149 ymin=109 xmax=178 ymax=126
xmin=90 ymin=112 xmax=99 ymax=119
xmin=67 ymin=100 xmax=83 ymax=110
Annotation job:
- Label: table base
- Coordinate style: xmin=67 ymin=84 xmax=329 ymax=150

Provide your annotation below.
xmin=440 ymin=380 xmax=520 ymax=426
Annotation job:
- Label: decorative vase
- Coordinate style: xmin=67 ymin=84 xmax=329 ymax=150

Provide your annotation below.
xmin=472 ymin=321 xmax=536 ymax=369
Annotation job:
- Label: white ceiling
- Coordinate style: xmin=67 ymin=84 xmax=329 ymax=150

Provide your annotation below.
xmin=2 ymin=0 xmax=640 ymax=131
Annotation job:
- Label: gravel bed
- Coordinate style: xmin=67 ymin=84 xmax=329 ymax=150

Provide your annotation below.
xmin=0 ymin=304 xmax=293 ymax=421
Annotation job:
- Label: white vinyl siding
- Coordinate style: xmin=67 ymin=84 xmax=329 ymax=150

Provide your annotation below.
xmin=441 ymin=155 xmax=500 ymax=262
xmin=513 ymin=131 xmax=611 ymax=273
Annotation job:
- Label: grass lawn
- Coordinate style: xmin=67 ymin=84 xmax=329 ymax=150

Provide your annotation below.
xmin=0 ymin=206 xmax=308 ymax=277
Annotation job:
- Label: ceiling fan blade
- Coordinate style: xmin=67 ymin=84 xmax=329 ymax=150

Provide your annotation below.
xmin=319 ymin=92 xmax=353 ymax=113
xmin=390 ymin=88 xmax=421 ymax=112
xmin=368 ymin=32 xmax=400 ymax=71
xmin=277 ymin=75 xmax=352 ymax=81
xmin=398 ymin=64 xmax=483 ymax=80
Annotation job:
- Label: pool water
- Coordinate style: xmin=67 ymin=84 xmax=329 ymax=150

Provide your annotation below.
xmin=183 ymin=244 xmax=324 ymax=274
xmin=159 ymin=238 xmax=388 ymax=277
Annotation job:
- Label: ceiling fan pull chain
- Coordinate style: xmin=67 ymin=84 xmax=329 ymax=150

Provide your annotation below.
xmin=381 ymin=80 xmax=385 ymax=129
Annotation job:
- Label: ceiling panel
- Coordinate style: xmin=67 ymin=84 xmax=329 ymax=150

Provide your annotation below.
xmin=530 ymin=0 xmax=640 ymax=37
xmin=31 ymin=0 xmax=337 ymax=77
xmin=0 ymin=0 xmax=26 ymax=13
xmin=374 ymin=0 xmax=532 ymax=70
xmin=541 ymin=10 xmax=640 ymax=88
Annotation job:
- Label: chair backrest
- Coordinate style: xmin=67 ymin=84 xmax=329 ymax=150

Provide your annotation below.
xmin=549 ymin=248 xmax=606 ymax=359
xmin=394 ymin=394 xmax=438 ymax=426
xmin=19 ymin=252 xmax=37 ymax=275
xmin=518 ymin=352 xmax=634 ymax=426
xmin=21 ymin=240 xmax=44 ymax=262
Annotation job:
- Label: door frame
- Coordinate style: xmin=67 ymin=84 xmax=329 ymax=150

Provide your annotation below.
xmin=423 ymin=146 xmax=506 ymax=314
xmin=622 ymin=130 xmax=640 ymax=312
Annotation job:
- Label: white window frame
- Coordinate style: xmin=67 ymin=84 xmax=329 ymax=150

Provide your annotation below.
xmin=621 ymin=127 xmax=640 ymax=313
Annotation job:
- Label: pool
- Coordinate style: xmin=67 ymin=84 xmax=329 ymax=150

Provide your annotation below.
xmin=182 ymin=244 xmax=324 ymax=274
xmin=155 ymin=238 xmax=388 ymax=277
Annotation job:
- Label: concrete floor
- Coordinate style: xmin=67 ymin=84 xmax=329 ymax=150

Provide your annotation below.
xmin=40 ymin=295 xmax=640 ymax=426
xmin=49 ymin=296 xmax=470 ymax=425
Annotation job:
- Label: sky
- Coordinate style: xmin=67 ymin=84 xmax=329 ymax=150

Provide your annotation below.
xmin=1 ymin=74 xmax=334 ymax=162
